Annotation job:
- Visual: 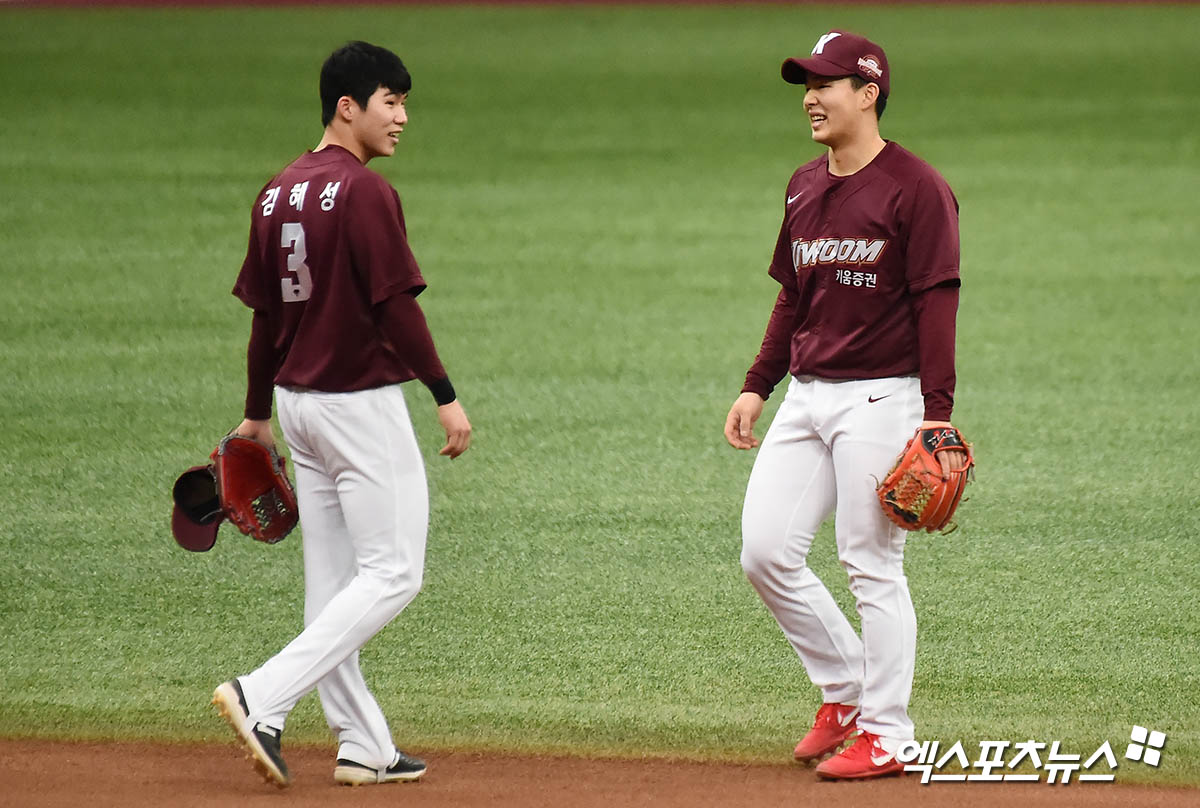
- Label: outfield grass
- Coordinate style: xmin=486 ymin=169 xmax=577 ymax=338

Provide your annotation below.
xmin=1 ymin=2 xmax=1197 ymax=787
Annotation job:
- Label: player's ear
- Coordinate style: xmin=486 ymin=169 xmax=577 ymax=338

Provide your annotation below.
xmin=336 ymin=95 xmax=356 ymax=123
xmin=859 ymin=82 xmax=880 ymax=112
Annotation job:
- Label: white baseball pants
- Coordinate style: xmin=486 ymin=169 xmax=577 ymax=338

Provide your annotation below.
xmin=238 ymin=383 xmax=428 ymax=768
xmin=740 ymin=375 xmax=923 ymax=740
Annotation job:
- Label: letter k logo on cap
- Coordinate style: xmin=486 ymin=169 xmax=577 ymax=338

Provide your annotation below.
xmin=812 ymin=32 xmax=842 ymax=55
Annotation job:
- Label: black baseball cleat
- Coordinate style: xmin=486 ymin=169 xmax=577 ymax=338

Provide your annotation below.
xmin=211 ymin=679 xmax=291 ymax=788
xmin=333 ymin=750 xmax=427 ymax=786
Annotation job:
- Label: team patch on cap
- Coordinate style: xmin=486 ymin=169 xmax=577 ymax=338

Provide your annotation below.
xmin=857 ymin=55 xmax=883 ymax=80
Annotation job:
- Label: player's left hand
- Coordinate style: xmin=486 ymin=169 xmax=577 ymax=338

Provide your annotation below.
xmin=921 ymin=420 xmax=968 ymax=478
xmin=437 ymin=400 xmax=472 ymax=459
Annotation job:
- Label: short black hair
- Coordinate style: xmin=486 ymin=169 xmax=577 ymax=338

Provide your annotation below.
xmin=320 ymin=41 xmax=412 ymax=127
xmin=848 ymin=75 xmax=887 ymax=120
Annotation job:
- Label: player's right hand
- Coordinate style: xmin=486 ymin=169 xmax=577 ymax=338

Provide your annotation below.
xmin=437 ymin=400 xmax=472 ymax=459
xmin=234 ymin=418 xmax=277 ymax=452
xmin=724 ymin=392 xmax=765 ymax=450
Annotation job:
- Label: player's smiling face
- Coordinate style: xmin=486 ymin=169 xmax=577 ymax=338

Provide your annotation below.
xmin=803 ymin=75 xmax=865 ymax=147
xmin=351 ymin=86 xmax=408 ymax=161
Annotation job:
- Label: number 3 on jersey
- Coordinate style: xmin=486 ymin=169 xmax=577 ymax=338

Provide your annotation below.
xmin=280 ymin=222 xmax=313 ymax=302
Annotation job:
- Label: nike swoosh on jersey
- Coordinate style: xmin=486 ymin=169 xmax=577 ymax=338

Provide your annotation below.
xmin=867 ymin=395 xmax=891 ymax=403
xmin=787 ymin=193 xmax=803 ymax=205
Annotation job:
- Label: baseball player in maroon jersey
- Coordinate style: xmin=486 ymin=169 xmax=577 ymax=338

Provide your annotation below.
xmin=210 ymin=41 xmax=471 ymax=788
xmin=724 ymin=30 xmax=968 ymax=780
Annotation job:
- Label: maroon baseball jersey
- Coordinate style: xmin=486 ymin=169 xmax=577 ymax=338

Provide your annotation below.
xmin=767 ymin=141 xmax=959 ymax=381
xmin=233 ymin=145 xmax=426 ymax=392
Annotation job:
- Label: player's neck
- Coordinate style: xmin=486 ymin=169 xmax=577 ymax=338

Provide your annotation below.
xmin=314 ymin=128 xmax=370 ymax=165
xmin=826 ymin=133 xmax=887 ymax=177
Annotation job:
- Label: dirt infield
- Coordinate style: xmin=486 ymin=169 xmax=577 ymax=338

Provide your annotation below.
xmin=2 ymin=740 xmax=1198 ymax=808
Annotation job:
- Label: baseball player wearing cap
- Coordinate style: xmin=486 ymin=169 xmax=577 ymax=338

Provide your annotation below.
xmin=724 ymin=30 xmax=968 ymax=780
xmin=209 ymin=41 xmax=471 ymax=788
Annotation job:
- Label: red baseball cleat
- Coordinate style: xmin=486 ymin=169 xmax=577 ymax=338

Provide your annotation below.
xmin=815 ymin=730 xmax=906 ymax=780
xmin=793 ymin=703 xmax=861 ymax=762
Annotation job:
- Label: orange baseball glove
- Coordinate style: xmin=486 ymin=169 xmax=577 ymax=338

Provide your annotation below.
xmin=877 ymin=426 xmax=974 ymax=533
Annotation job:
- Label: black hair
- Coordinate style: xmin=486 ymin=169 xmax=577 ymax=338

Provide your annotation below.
xmin=847 ymin=75 xmax=887 ymax=120
xmin=320 ymin=41 xmax=412 ymax=127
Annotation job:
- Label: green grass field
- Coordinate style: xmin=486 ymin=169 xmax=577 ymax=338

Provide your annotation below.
xmin=1 ymin=2 xmax=1197 ymax=788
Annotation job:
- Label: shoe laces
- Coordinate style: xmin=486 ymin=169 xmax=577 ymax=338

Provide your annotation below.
xmin=813 ymin=703 xmax=855 ymax=730
xmin=839 ymin=730 xmax=885 ymax=762
xmin=254 ymin=723 xmax=284 ymax=752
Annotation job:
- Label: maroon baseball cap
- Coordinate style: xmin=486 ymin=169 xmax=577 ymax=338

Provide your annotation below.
xmin=171 ymin=465 xmax=222 ymax=552
xmin=782 ymin=30 xmax=890 ymax=98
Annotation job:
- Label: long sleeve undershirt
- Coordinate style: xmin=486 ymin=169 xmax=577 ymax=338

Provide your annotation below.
xmin=912 ymin=284 xmax=958 ymax=421
xmin=375 ymin=292 xmax=454 ymax=405
xmin=244 ymin=310 xmax=275 ymax=420
xmin=741 ymin=284 xmax=799 ymax=402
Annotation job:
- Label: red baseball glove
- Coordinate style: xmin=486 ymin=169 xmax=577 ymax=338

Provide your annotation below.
xmin=211 ymin=434 xmax=299 ymax=543
xmin=877 ymin=426 xmax=975 ymax=533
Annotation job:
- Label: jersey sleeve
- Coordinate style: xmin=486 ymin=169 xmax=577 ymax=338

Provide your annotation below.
xmin=903 ymin=172 xmax=961 ymax=294
xmin=766 ymin=201 xmax=799 ymax=289
xmin=231 ymin=207 xmax=271 ymax=312
xmin=346 ymin=177 xmax=427 ymax=305
xmin=747 ymin=191 xmax=803 ymax=398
